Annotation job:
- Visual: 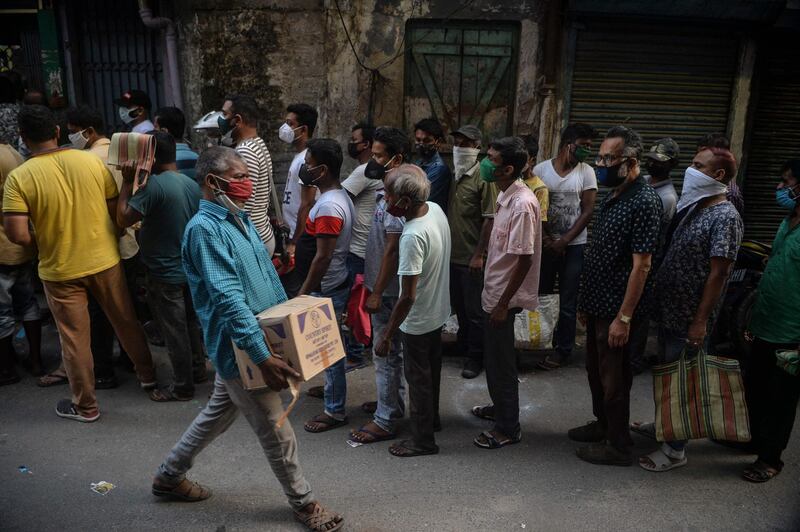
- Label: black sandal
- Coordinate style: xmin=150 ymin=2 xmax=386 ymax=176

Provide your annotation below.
xmin=473 ymin=430 xmax=521 ymax=449
xmin=304 ymin=413 xmax=347 ymax=433
xmin=742 ymin=461 xmax=781 ymax=483
xmin=388 ymin=439 xmax=439 ymax=457
xmin=471 ymin=405 xmax=495 ymax=421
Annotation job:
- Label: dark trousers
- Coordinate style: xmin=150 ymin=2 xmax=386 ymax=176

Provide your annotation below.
xmin=450 ymin=263 xmax=484 ymax=364
xmin=402 ymin=327 xmax=443 ymax=451
xmin=483 ymin=308 xmax=521 ymax=437
xmin=747 ymin=337 xmax=800 ymax=469
xmin=585 ymin=315 xmax=634 ymax=451
xmin=89 ymin=256 xmax=140 ymax=379
xmin=280 ymin=268 xmax=302 ymax=299
xmin=539 ymin=244 xmax=584 ymax=358
xmin=146 ymin=275 xmax=205 ymax=395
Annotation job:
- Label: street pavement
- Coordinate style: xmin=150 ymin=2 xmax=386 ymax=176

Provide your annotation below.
xmin=1 ymin=324 xmax=799 ymax=532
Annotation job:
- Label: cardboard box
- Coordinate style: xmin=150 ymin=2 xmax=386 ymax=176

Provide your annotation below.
xmin=233 ymin=295 xmax=345 ymax=390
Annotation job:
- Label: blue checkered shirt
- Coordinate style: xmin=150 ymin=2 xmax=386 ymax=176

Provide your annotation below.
xmin=182 ymin=199 xmax=287 ymax=379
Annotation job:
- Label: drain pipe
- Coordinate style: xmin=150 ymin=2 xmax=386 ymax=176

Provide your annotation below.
xmin=138 ymin=0 xmax=184 ymax=111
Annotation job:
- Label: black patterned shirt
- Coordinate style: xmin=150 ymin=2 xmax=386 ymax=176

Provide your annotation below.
xmin=579 ymin=177 xmax=662 ymax=318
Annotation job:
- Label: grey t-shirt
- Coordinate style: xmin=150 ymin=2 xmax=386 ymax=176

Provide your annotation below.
xmin=646 ymin=176 xmax=679 ymax=224
xmin=363 ymin=193 xmax=404 ymax=297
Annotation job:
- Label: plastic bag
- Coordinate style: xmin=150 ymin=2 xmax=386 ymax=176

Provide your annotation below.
xmin=514 ymin=295 xmax=559 ymax=350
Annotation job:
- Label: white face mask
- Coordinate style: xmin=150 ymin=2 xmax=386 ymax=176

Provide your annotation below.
xmin=676 ymin=166 xmax=728 ymax=212
xmin=119 ymin=106 xmax=136 ymax=125
xmin=278 ymin=123 xmax=301 ymax=144
xmin=452 ymin=146 xmax=480 ymax=180
xmin=69 ymin=129 xmax=89 ymax=150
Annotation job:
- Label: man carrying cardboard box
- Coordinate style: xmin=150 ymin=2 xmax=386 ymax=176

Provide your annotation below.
xmin=151 ymin=146 xmax=344 ymax=532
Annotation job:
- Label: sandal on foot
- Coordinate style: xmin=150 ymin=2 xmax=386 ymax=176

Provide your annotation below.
xmin=361 ymin=401 xmax=377 ymax=414
xmin=630 ymin=421 xmax=657 ymax=440
xmin=473 ymin=430 xmax=521 ymax=449
xmin=152 ymin=477 xmax=212 ymax=502
xmin=304 ymin=413 xmax=347 ymax=433
xmin=388 ymin=439 xmax=439 ymax=458
xmin=294 ymin=502 xmax=344 ymax=532
xmin=471 ymin=404 xmax=495 ymax=421
xmin=638 ymin=448 xmax=687 ymax=472
xmin=536 ymin=356 xmax=562 ymax=371
xmin=37 ymin=372 xmax=68 ymax=387
xmin=149 ymin=389 xmax=193 ymax=402
xmin=742 ymin=461 xmax=781 ymax=483
xmin=306 ymin=385 xmax=324 ymax=399
xmin=350 ymin=424 xmax=396 ymax=444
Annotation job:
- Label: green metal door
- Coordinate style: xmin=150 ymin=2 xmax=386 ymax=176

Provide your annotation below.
xmin=404 ymin=21 xmax=519 ymax=140
xmin=742 ymin=34 xmax=800 ymax=242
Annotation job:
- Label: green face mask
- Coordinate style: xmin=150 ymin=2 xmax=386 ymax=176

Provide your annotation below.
xmin=480 ymin=157 xmax=499 ymax=182
xmin=574 ymin=145 xmax=591 ymax=163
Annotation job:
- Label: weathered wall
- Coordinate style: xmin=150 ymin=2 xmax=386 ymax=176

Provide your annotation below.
xmin=173 ymin=0 xmax=547 ymax=180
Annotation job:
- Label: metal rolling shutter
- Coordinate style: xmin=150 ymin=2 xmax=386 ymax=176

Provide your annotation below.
xmin=568 ymin=22 xmax=739 ymax=194
xmin=742 ymin=35 xmax=800 ymax=243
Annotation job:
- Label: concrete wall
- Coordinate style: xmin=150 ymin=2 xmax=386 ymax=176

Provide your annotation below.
xmin=173 ymin=0 xmax=546 ymax=181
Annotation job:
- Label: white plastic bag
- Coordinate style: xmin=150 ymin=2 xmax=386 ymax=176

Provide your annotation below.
xmin=514 ymin=295 xmax=559 ymax=350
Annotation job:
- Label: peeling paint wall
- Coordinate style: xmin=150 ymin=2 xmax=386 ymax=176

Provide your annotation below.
xmin=173 ymin=0 xmax=547 ymax=180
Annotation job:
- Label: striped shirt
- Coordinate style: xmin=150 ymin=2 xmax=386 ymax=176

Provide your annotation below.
xmin=236 ymin=137 xmax=274 ymax=245
xmin=182 ymin=199 xmax=287 ymax=379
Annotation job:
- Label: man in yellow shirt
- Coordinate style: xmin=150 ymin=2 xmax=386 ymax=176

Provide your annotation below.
xmin=0 ymin=140 xmax=42 ymax=385
xmin=2 ymin=105 xmax=156 ymax=422
xmin=522 ymin=135 xmax=549 ymax=222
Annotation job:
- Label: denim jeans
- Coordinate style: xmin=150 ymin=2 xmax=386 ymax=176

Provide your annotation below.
xmin=449 ymin=263 xmax=484 ymax=365
xmin=656 ymin=328 xmax=711 ymax=452
xmin=157 ymin=374 xmax=313 ymax=509
xmin=146 ymin=275 xmax=205 ymax=396
xmin=483 ymin=308 xmax=521 ymax=437
xmin=314 ymin=281 xmax=352 ymax=420
xmin=539 ymin=244 xmax=583 ymax=358
xmin=371 ymin=295 xmax=405 ymax=433
xmin=344 ymin=252 xmax=366 ymax=365
xmin=0 ymin=263 xmax=39 ymax=339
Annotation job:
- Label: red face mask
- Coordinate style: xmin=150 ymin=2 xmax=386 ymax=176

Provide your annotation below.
xmin=211 ymin=174 xmax=253 ymax=202
xmin=386 ymin=198 xmax=408 ymax=218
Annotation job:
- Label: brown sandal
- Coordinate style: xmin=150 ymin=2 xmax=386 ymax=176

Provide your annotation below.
xmin=294 ymin=502 xmax=344 ymax=531
xmin=152 ymin=477 xmax=212 ymax=502
xmin=37 ymin=372 xmax=68 ymax=387
xmin=149 ymin=389 xmax=193 ymax=402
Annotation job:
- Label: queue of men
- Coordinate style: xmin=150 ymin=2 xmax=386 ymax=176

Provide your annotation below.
xmin=1 ymin=81 xmax=799 ymax=531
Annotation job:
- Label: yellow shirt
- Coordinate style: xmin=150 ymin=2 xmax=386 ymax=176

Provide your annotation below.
xmin=89 ymin=138 xmax=139 ymax=260
xmin=524 ymin=174 xmax=549 ymax=222
xmin=2 ymin=148 xmax=121 ymax=281
xmin=0 ymin=144 xmax=36 ymax=265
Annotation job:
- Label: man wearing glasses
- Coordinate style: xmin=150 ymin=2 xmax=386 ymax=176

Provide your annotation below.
xmin=569 ymin=126 xmax=662 ymax=466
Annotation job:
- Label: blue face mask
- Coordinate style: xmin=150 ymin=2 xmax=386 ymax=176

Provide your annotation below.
xmin=776 ymin=186 xmax=798 ymax=210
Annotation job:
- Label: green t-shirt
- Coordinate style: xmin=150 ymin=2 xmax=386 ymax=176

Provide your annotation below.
xmin=128 ymin=170 xmax=201 ymax=284
xmin=749 ymin=218 xmax=800 ymax=344
xmin=447 ymin=162 xmax=498 ymax=266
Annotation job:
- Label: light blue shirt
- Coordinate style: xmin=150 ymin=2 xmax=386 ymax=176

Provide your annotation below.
xmin=182 ymin=199 xmax=287 ymax=379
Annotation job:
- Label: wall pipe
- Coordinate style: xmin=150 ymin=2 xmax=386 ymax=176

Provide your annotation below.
xmin=138 ymin=0 xmax=183 ymax=111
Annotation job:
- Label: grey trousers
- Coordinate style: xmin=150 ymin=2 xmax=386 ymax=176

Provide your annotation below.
xmin=157 ymin=374 xmax=313 ymax=509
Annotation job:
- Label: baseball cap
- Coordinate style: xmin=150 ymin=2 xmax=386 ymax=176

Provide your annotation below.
xmin=644 ymin=137 xmax=680 ymax=162
xmin=452 ymin=125 xmax=482 ymax=142
xmin=113 ymin=89 xmax=152 ymax=109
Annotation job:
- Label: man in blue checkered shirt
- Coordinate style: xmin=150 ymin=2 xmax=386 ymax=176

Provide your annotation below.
xmin=151 ymin=146 xmax=344 ymax=532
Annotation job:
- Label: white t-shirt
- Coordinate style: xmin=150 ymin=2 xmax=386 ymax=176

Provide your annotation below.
xmin=533 ymin=160 xmax=597 ymax=246
xmin=305 ymin=188 xmax=355 ymax=292
xmin=342 ymin=163 xmax=382 ymax=258
xmin=132 ymin=119 xmax=155 ymax=134
xmin=398 ymin=202 xmax=451 ymax=335
xmin=283 ymin=149 xmax=308 ymax=239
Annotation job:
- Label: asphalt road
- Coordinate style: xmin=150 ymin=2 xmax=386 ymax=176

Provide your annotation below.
xmin=1 ymin=327 xmax=799 ymax=531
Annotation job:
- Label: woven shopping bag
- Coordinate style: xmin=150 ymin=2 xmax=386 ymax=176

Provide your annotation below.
xmin=652 ymin=348 xmax=750 ymax=442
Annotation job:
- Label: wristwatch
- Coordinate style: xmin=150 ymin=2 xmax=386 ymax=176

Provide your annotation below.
xmin=619 ymin=313 xmax=632 ymax=325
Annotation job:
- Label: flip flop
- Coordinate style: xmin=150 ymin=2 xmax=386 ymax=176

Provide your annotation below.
xmin=36 ymin=372 xmax=68 ymax=387
xmin=149 ymin=389 xmax=193 ymax=402
xmin=388 ymin=439 xmax=439 ymax=458
xmin=473 ymin=430 xmax=521 ymax=449
xmin=630 ymin=421 xmax=657 ymax=440
xmin=536 ymin=356 xmax=562 ymax=371
xmin=350 ymin=424 xmax=397 ymax=444
xmin=638 ymin=448 xmax=687 ymax=472
xmin=304 ymin=413 xmax=348 ymax=433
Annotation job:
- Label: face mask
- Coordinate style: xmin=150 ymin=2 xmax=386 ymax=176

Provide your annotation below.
xmin=776 ymin=186 xmax=798 ymax=210
xmin=479 ymin=157 xmax=499 ymax=183
xmin=219 ymin=130 xmax=235 ymax=147
xmin=298 ymin=163 xmax=324 ymax=186
xmin=675 ymin=166 xmax=729 ymax=212
xmin=119 ymin=107 xmax=137 ymax=125
xmin=279 ymin=123 xmax=301 ymax=144
xmin=365 ymin=155 xmax=396 ymax=180
xmin=453 ymin=147 xmax=480 ymax=178
xmin=595 ymin=162 xmax=626 ymax=187
xmin=69 ymin=129 xmax=89 ymax=150
xmin=573 ymin=145 xmax=591 ymax=163
xmin=347 ymin=142 xmax=366 ymax=159
xmin=647 ymin=161 xmax=672 ymax=180
xmin=210 ymin=174 xmax=253 ymax=202
xmin=386 ymin=198 xmax=409 ymax=218
xmin=217 ymin=116 xmax=233 ymax=136
xmin=416 ymin=143 xmax=437 ymax=159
